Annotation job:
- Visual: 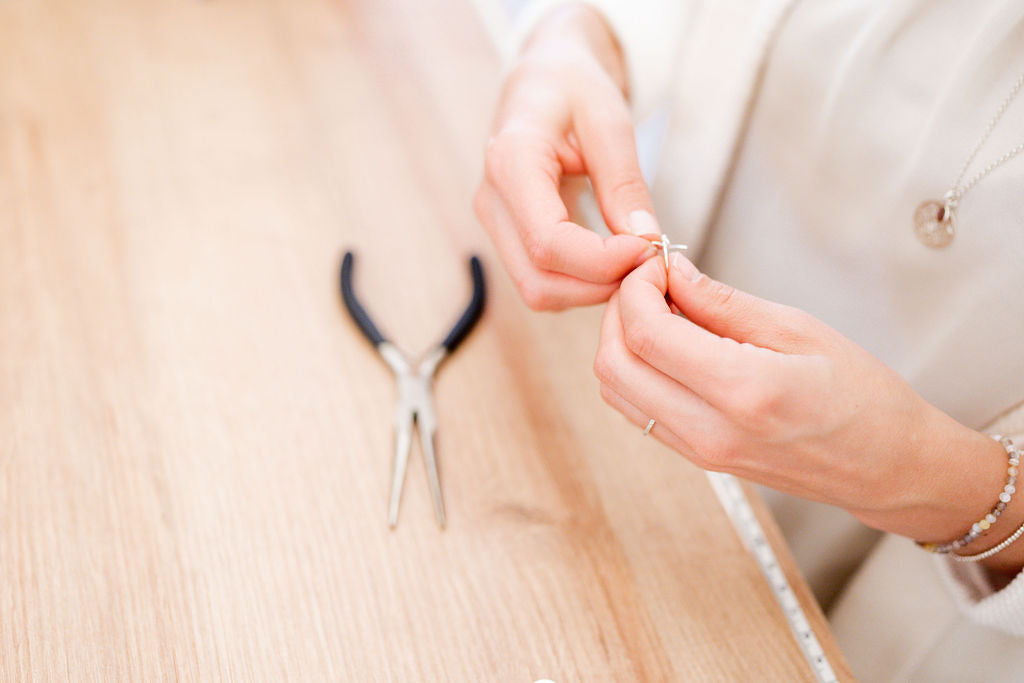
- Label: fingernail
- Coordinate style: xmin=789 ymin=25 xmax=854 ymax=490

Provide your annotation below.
xmin=632 ymin=244 xmax=657 ymax=268
xmin=627 ymin=210 xmax=659 ymax=237
xmin=670 ymin=252 xmax=701 ymax=281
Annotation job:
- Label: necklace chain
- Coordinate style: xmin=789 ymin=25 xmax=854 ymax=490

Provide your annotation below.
xmin=915 ymin=67 xmax=1024 ymax=248
xmin=950 ymin=69 xmax=1024 ymax=201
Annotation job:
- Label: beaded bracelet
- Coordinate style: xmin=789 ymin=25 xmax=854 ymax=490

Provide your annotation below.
xmin=917 ymin=435 xmax=1020 ymax=554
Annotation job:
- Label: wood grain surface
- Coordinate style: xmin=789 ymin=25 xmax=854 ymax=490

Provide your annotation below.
xmin=0 ymin=0 xmax=853 ymax=680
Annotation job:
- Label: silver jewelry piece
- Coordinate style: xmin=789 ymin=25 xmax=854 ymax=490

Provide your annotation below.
xmin=914 ymin=68 xmax=1024 ymax=248
xmin=649 ymin=234 xmax=688 ymax=271
xmin=642 ymin=418 xmax=656 ymax=436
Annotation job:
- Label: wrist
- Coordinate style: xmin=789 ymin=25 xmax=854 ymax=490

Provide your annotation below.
xmin=854 ymin=410 xmax=1024 ymax=574
xmin=520 ymin=5 xmax=628 ymax=94
xmin=852 ymin=406 xmax=1005 ymax=539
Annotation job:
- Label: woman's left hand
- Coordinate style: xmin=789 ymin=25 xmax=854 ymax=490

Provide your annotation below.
xmin=594 ymin=253 xmax=1005 ymax=541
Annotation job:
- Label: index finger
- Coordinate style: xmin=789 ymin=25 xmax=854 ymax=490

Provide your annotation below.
xmin=486 ymin=131 xmax=651 ymax=284
xmin=616 ymin=258 xmax=775 ymax=410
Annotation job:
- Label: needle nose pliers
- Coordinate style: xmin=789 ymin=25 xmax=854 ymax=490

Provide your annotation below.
xmin=340 ymin=251 xmax=486 ymax=529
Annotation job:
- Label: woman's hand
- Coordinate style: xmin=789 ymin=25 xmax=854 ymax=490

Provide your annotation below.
xmin=595 ymin=254 xmax=1017 ymax=560
xmin=473 ymin=6 xmax=656 ymax=311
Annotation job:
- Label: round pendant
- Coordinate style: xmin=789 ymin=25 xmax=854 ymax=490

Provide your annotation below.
xmin=913 ymin=199 xmax=955 ymax=248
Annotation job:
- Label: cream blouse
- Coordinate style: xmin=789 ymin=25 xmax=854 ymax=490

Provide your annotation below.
xmin=489 ymin=0 xmax=1024 ymax=679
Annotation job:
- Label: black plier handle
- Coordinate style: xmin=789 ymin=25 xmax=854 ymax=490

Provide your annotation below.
xmin=339 ymin=251 xmax=486 ymax=354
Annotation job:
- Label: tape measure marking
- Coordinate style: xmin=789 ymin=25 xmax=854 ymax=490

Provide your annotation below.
xmin=706 ymin=472 xmax=839 ymax=683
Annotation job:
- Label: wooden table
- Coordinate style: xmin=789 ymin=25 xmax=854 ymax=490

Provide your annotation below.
xmin=0 ymin=0 xmax=852 ymax=679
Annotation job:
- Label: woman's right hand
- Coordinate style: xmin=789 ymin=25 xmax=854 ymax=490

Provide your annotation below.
xmin=473 ymin=5 xmax=659 ymax=311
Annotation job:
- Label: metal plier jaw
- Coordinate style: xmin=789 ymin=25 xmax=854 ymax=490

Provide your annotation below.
xmin=340 ymin=252 xmax=486 ymax=530
xmin=379 ymin=342 xmax=446 ymax=528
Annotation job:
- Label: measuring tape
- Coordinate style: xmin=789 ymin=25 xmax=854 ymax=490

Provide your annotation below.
xmin=706 ymin=472 xmax=839 ymax=683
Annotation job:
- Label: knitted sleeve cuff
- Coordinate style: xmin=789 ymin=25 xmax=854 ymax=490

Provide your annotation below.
xmin=933 ymin=555 xmax=1024 ymax=637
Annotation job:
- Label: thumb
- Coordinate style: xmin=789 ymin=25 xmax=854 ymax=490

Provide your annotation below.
xmin=572 ymin=91 xmax=657 ymax=236
xmin=666 ymin=253 xmax=816 ymax=353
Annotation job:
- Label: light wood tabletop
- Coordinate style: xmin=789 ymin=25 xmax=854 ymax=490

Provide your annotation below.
xmin=0 ymin=0 xmax=853 ymax=680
